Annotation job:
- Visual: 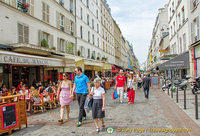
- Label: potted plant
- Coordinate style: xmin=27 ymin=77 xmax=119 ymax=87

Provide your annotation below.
xmin=97 ymin=57 xmax=100 ymax=60
xmin=41 ymin=39 xmax=49 ymax=48
xmin=102 ymin=57 xmax=106 ymax=61
xmin=78 ymin=50 xmax=81 ymax=56
xmin=51 ymin=46 xmax=56 ymax=51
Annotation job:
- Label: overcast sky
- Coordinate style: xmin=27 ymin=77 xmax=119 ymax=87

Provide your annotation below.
xmin=107 ymin=0 xmax=168 ymax=64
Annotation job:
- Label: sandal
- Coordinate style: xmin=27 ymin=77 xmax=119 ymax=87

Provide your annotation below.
xmin=102 ymin=124 xmax=105 ymax=129
xmin=58 ymin=119 xmax=63 ymax=124
xmin=96 ymin=128 xmax=100 ymax=134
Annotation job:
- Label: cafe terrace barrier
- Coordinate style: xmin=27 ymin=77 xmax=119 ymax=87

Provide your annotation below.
xmin=0 ymin=94 xmax=28 ymax=135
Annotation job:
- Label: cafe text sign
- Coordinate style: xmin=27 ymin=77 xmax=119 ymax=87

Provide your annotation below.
xmin=0 ymin=55 xmax=64 ymax=66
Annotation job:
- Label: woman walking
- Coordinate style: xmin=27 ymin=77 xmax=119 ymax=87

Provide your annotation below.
xmin=128 ymin=72 xmax=137 ymax=104
xmin=57 ymin=73 xmax=73 ymax=123
xmin=137 ymin=73 xmax=143 ymax=90
xmin=89 ymin=78 xmax=105 ymax=133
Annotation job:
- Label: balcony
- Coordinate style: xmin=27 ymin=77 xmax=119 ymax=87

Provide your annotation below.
xmin=59 ymin=1 xmax=64 ymax=7
xmin=60 ymin=26 xmax=64 ymax=31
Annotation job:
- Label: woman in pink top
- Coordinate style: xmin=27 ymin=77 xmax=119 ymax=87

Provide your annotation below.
xmin=57 ymin=73 xmax=73 ymax=123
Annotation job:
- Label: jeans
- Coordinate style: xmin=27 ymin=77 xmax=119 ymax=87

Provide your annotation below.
xmin=77 ymin=93 xmax=87 ymax=122
xmin=117 ymin=87 xmax=124 ymax=102
xmin=143 ymin=88 xmax=149 ymax=99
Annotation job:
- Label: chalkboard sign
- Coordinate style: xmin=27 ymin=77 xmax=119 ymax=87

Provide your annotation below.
xmin=1 ymin=104 xmax=17 ymax=129
xmin=152 ymin=76 xmax=159 ymax=85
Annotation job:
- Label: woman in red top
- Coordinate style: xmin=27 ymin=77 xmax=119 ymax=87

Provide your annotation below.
xmin=16 ymin=81 xmax=23 ymax=93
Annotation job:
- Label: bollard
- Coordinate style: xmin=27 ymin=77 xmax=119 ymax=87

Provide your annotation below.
xmin=171 ymin=88 xmax=173 ymax=98
xmin=195 ymin=94 xmax=198 ymax=120
xmin=184 ymin=88 xmax=186 ymax=110
xmin=176 ymin=87 xmax=178 ymax=103
xmin=168 ymin=87 xmax=169 ymax=95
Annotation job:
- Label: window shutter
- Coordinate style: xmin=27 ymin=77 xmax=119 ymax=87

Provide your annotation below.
xmin=73 ymin=22 xmax=76 ymax=36
xmin=191 ymin=22 xmax=194 ymax=43
xmin=47 ymin=4 xmax=49 ymax=23
xmin=18 ymin=23 xmax=23 ymax=43
xmin=24 ymin=25 xmax=29 ymax=43
xmin=11 ymin=0 xmax=17 ymax=8
xmin=38 ymin=30 xmax=43 ymax=46
xmin=30 ymin=0 xmax=34 ymax=16
xmin=57 ymin=38 xmax=60 ymax=51
xmin=56 ymin=11 xmax=60 ymax=29
xmin=65 ymin=41 xmax=68 ymax=53
xmin=42 ymin=3 xmax=45 ymax=21
xmin=197 ymin=16 xmax=200 ymax=40
xmin=50 ymin=34 xmax=54 ymax=48
xmin=65 ymin=17 xmax=70 ymax=34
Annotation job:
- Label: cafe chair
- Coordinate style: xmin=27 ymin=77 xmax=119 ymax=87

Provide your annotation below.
xmin=32 ymin=95 xmax=45 ymax=113
xmin=49 ymin=93 xmax=56 ymax=109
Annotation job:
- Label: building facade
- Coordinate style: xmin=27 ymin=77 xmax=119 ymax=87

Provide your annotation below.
xmin=0 ymin=0 xmax=76 ymax=88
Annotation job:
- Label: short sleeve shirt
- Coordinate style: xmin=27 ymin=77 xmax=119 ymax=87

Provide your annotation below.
xmin=116 ymin=75 xmax=126 ymax=87
xmin=91 ymin=87 xmax=105 ymax=99
xmin=75 ymin=74 xmax=89 ymax=94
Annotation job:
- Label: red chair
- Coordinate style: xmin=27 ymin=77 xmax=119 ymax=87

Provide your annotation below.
xmin=32 ymin=95 xmax=45 ymax=113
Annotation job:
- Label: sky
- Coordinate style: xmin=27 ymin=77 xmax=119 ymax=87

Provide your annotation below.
xmin=107 ymin=0 xmax=168 ymax=65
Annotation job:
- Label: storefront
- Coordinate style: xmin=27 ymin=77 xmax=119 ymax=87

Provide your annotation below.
xmin=75 ymin=59 xmax=104 ymax=78
xmin=191 ymin=44 xmax=200 ymax=77
xmin=159 ymin=51 xmax=190 ymax=79
xmin=0 ymin=51 xmax=74 ymax=88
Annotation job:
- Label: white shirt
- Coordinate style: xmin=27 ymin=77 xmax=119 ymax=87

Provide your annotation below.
xmin=91 ymin=86 xmax=105 ymax=99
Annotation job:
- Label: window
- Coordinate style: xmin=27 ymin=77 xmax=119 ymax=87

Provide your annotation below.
xmin=97 ymin=38 xmax=99 ymax=47
xmin=96 ymin=0 xmax=98 ymax=6
xmin=80 ymin=7 xmax=83 ymax=20
xmin=42 ymin=2 xmax=49 ymax=23
xmin=88 ymin=31 xmax=90 ymax=42
xmin=70 ymin=0 xmax=73 ymax=13
xmin=92 ymin=19 xmax=94 ymax=29
xmin=18 ymin=23 xmax=29 ymax=43
xmin=192 ymin=0 xmax=199 ymax=9
xmin=183 ymin=33 xmax=186 ymax=52
xmin=43 ymin=32 xmax=49 ymax=45
xmin=182 ymin=7 xmax=185 ymax=23
xmin=97 ymin=24 xmax=99 ymax=33
xmin=70 ymin=21 xmax=73 ymax=35
xmin=60 ymin=14 xmax=64 ymax=31
xmin=179 ymin=37 xmax=182 ymax=53
xmin=178 ymin=13 xmax=181 ymax=27
xmin=87 ymin=49 xmax=90 ymax=58
xmin=81 ymin=46 xmax=85 ymax=57
xmin=96 ymin=10 xmax=98 ymax=19
xmin=92 ymin=34 xmax=95 ymax=45
xmin=87 ymin=14 xmax=89 ymax=25
xmin=80 ymin=26 xmax=83 ymax=39
xmin=86 ymin=0 xmax=89 ymax=8
xmin=60 ymin=39 xmax=65 ymax=52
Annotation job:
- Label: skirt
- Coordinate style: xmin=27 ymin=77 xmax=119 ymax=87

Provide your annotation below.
xmin=92 ymin=99 xmax=105 ymax=119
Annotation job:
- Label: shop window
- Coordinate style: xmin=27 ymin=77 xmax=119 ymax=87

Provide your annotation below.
xmin=18 ymin=23 xmax=29 ymax=43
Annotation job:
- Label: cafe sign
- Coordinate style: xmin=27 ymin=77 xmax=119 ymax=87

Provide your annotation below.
xmin=0 ymin=55 xmax=64 ymax=67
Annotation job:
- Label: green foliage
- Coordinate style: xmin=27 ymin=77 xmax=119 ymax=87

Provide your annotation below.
xmin=41 ymin=39 xmax=49 ymax=48
xmin=51 ymin=46 xmax=56 ymax=50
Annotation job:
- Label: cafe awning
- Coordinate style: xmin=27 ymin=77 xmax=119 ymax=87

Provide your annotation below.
xmin=159 ymin=51 xmax=189 ymax=70
xmin=0 ymin=50 xmax=74 ymax=67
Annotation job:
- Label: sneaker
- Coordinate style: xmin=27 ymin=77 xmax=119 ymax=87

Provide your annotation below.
xmin=77 ymin=122 xmax=82 ymax=127
xmin=82 ymin=117 xmax=86 ymax=121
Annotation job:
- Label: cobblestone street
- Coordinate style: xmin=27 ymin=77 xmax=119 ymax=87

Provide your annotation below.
xmin=6 ymin=87 xmax=199 ymax=136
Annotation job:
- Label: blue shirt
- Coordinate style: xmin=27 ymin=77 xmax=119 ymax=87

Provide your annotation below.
xmin=75 ymin=74 xmax=89 ymax=94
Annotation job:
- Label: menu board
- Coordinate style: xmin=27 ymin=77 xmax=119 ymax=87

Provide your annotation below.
xmin=152 ymin=76 xmax=159 ymax=85
xmin=1 ymin=104 xmax=17 ymax=129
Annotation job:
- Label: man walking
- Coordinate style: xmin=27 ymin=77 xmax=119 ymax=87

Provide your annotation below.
xmin=73 ymin=67 xmax=91 ymax=127
xmin=114 ymin=70 xmax=127 ymax=103
xmin=142 ymin=74 xmax=151 ymax=99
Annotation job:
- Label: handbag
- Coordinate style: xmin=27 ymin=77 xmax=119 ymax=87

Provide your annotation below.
xmin=113 ymin=91 xmax=115 ymax=99
xmin=114 ymin=89 xmax=118 ymax=99
xmin=88 ymin=87 xmax=94 ymax=107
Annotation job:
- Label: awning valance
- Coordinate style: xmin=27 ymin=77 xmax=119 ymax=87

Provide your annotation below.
xmin=159 ymin=51 xmax=189 ymax=70
xmin=0 ymin=50 xmax=74 ymax=67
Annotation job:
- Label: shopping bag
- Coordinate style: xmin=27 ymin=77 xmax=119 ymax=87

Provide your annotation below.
xmin=113 ymin=91 xmax=115 ymax=99
xmin=114 ymin=90 xmax=118 ymax=99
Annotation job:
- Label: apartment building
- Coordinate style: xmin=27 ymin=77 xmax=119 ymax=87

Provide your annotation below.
xmin=0 ymin=0 xmax=76 ymax=87
xmin=100 ymin=0 xmax=115 ymax=64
